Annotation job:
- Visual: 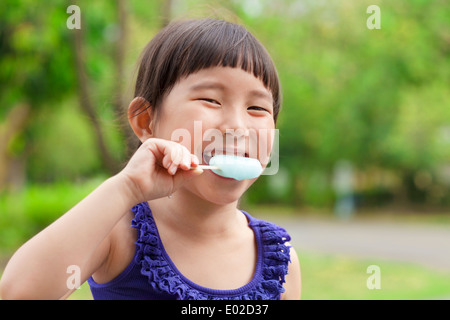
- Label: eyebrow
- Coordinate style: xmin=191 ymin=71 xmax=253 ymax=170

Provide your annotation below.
xmin=189 ymin=81 xmax=225 ymax=92
xmin=189 ymin=81 xmax=273 ymax=103
xmin=248 ymin=89 xmax=273 ymax=104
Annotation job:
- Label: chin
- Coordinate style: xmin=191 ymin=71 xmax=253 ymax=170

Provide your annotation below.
xmin=184 ymin=173 xmax=254 ymax=205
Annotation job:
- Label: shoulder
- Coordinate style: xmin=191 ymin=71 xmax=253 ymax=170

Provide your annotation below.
xmin=245 ymin=213 xmax=291 ymax=242
xmin=281 ymin=244 xmax=301 ymax=300
xmin=245 ymin=213 xmax=300 ymax=299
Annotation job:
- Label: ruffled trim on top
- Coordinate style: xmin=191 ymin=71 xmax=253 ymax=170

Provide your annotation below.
xmin=131 ymin=202 xmax=291 ymax=300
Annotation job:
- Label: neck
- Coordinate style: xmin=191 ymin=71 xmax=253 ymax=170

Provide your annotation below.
xmin=148 ymin=188 xmax=242 ymax=237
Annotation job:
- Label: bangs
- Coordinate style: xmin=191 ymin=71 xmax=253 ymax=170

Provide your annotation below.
xmin=176 ymin=20 xmax=278 ymax=95
xmin=135 ymin=18 xmax=281 ymax=121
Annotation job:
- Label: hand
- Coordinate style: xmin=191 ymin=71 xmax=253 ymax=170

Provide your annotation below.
xmin=117 ymin=138 xmax=202 ymax=204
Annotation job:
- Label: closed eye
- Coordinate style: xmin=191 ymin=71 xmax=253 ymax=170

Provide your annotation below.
xmin=248 ymin=106 xmax=270 ymax=113
xmin=198 ymin=98 xmax=221 ymax=105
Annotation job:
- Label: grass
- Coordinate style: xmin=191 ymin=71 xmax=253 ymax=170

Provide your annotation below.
xmin=67 ymin=282 xmax=93 ymax=300
xmin=300 ymin=251 xmax=450 ymax=300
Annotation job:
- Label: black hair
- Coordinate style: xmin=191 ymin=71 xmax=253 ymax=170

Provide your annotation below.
xmin=131 ymin=18 xmax=281 ymax=123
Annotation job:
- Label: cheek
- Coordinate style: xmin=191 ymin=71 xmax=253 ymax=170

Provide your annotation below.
xmin=159 ymin=119 xmax=214 ymax=163
xmin=153 ymin=105 xmax=201 ymax=150
xmin=248 ymin=133 xmax=268 ymax=167
xmin=160 ymin=123 xmax=195 ymax=153
xmin=248 ymin=124 xmax=276 ymax=167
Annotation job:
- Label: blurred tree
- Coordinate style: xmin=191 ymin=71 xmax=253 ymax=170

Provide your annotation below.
xmin=0 ymin=0 xmax=135 ymax=186
xmin=0 ymin=0 xmax=79 ymax=188
xmin=0 ymin=105 xmax=29 ymax=191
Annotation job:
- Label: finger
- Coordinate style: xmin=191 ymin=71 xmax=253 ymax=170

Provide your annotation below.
xmin=168 ymin=149 xmax=180 ymax=175
xmin=169 ymin=145 xmax=188 ymax=175
xmin=174 ymin=163 xmax=204 ymax=183
xmin=190 ymin=166 xmax=203 ymax=174
xmin=144 ymin=139 xmax=190 ymax=176
xmin=190 ymin=154 xmax=200 ymax=167
xmin=170 ymin=144 xmax=195 ymax=172
xmin=149 ymin=139 xmax=173 ymax=169
xmin=179 ymin=148 xmax=192 ymax=170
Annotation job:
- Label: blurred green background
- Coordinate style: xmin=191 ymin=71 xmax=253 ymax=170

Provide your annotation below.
xmin=1 ymin=0 xmax=450 ymax=299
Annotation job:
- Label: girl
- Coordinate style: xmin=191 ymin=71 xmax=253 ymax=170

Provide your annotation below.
xmin=0 ymin=18 xmax=301 ymax=300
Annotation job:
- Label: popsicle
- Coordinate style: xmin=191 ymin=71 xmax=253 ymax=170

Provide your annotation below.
xmin=194 ymin=155 xmax=263 ymax=180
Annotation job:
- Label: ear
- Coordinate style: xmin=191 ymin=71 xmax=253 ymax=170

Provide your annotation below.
xmin=128 ymin=97 xmax=155 ymax=142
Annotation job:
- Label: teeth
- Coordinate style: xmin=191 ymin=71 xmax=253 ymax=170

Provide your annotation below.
xmin=203 ymin=153 xmax=212 ymax=165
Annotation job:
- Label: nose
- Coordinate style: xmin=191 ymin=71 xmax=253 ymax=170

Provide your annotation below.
xmin=217 ymin=107 xmax=250 ymax=155
xmin=218 ymin=106 xmax=248 ymax=137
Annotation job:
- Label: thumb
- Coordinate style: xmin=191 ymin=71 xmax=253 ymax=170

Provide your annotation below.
xmin=178 ymin=166 xmax=204 ymax=180
xmin=171 ymin=166 xmax=204 ymax=191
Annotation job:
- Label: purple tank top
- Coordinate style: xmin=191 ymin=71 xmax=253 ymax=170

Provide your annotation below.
xmin=88 ymin=202 xmax=291 ymax=300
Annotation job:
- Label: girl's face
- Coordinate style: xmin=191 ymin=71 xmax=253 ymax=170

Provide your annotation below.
xmin=152 ymin=66 xmax=276 ymax=205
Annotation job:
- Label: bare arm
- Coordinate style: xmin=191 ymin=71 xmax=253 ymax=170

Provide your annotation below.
xmin=0 ymin=175 xmax=136 ymax=299
xmin=0 ymin=138 xmax=201 ymax=299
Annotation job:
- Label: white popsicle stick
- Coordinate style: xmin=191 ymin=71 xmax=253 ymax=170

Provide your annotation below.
xmin=192 ymin=165 xmax=220 ymax=170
